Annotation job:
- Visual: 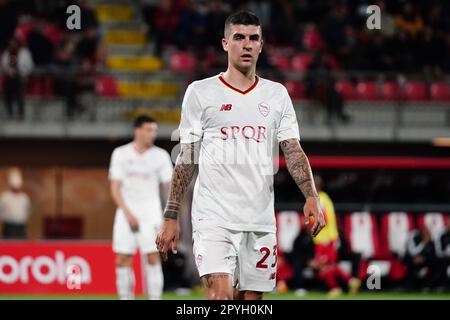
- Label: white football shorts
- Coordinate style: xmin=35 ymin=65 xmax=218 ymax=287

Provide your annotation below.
xmin=192 ymin=225 xmax=277 ymax=292
xmin=112 ymin=209 xmax=161 ymax=255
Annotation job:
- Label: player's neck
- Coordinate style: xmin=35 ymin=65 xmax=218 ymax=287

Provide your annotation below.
xmin=221 ymin=66 xmax=256 ymax=91
xmin=133 ymin=141 xmax=152 ymax=154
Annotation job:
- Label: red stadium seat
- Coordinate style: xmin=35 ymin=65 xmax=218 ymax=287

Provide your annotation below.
xmin=291 ymin=53 xmax=312 ymax=72
xmin=324 ymin=54 xmax=341 ymax=70
xmin=403 ymin=81 xmax=428 ymax=101
xmin=335 ymin=80 xmax=355 ymax=100
xmin=417 ymin=212 xmax=449 ymax=239
xmin=380 ymin=81 xmax=401 ymax=101
xmin=95 ymin=76 xmax=120 ymax=97
xmin=344 ymin=212 xmax=381 ymax=259
xmin=25 ymin=76 xmax=54 ymax=97
xmin=380 ymin=212 xmax=414 ymax=258
xmin=356 ymin=81 xmax=379 ymax=100
xmin=303 ymin=28 xmax=323 ymax=50
xmin=270 ymin=54 xmax=291 ymax=71
xmin=276 ymin=211 xmax=302 ymax=254
xmin=26 ymin=76 xmax=43 ymax=97
xmin=170 ymin=51 xmax=196 ymax=72
xmin=379 ymin=212 xmax=414 ymax=280
xmin=430 ymin=82 xmax=450 ymax=101
xmin=284 ymin=80 xmax=305 ymax=100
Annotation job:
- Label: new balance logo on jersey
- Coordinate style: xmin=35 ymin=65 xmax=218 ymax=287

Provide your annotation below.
xmin=220 ymin=104 xmax=232 ymax=111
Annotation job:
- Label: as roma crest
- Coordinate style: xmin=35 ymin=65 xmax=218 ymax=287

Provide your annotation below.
xmin=258 ymin=103 xmax=270 ymax=117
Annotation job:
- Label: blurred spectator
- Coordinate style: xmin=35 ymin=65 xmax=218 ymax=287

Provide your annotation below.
xmin=308 ymin=175 xmax=361 ymax=297
xmin=27 ymin=16 xmax=55 ymax=67
xmin=304 ymin=52 xmax=350 ymax=124
xmin=1 ymin=37 xmax=34 ymax=120
xmin=0 ymin=167 xmax=31 ymax=239
xmin=286 ymin=215 xmax=315 ymax=294
xmin=141 ymin=0 xmax=159 ymax=26
xmin=390 ymin=30 xmax=417 ymax=73
xmin=162 ymin=250 xmax=192 ymax=291
xmin=405 ymin=226 xmax=440 ymax=290
xmin=416 ymin=27 xmax=446 ymax=79
xmin=394 ymin=2 xmax=423 ymax=38
xmin=270 ymin=0 xmax=298 ymax=47
xmin=320 ymin=3 xmax=351 ymax=58
xmin=376 ymin=0 xmax=396 ymax=38
xmin=75 ymin=0 xmax=102 ymax=67
xmin=0 ymin=0 xmax=19 ymax=52
xmin=435 ymin=220 xmax=450 ymax=291
xmin=52 ymin=34 xmax=81 ymax=120
xmin=338 ymin=25 xmax=364 ymax=69
xmin=248 ymin=0 xmax=271 ymax=29
xmin=425 ymin=4 xmax=448 ymax=38
xmin=78 ymin=0 xmax=99 ymax=31
xmin=75 ymin=27 xmax=101 ymax=67
xmin=207 ymin=0 xmax=230 ymax=50
xmin=363 ymin=32 xmax=393 ymax=71
xmin=337 ymin=227 xmax=362 ymax=280
xmin=178 ymin=0 xmax=209 ymax=51
xmin=148 ymin=0 xmax=180 ymax=56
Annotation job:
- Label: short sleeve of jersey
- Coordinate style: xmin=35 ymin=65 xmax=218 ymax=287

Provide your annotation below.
xmin=179 ymin=84 xmax=203 ymax=143
xmin=277 ymin=85 xmax=300 ymax=142
xmin=158 ymin=150 xmax=174 ymax=184
xmin=109 ymin=149 xmax=125 ymax=181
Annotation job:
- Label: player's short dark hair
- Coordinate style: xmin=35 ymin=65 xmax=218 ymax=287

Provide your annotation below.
xmin=224 ymin=11 xmax=261 ymax=37
xmin=133 ymin=115 xmax=156 ymax=128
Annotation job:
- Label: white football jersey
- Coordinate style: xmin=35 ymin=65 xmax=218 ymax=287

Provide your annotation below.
xmin=179 ymin=74 xmax=300 ymax=233
xmin=109 ymin=143 xmax=173 ymax=222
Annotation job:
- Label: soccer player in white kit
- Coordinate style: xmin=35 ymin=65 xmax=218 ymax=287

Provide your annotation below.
xmin=156 ymin=11 xmax=325 ymax=300
xmin=109 ymin=116 xmax=173 ymax=300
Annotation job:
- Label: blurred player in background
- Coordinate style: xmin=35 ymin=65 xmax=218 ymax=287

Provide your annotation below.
xmin=109 ymin=115 xmax=173 ymax=300
xmin=309 ymin=175 xmax=361 ymax=297
xmin=156 ymin=11 xmax=325 ymax=300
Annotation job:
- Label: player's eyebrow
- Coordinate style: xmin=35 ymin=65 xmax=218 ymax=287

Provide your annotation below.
xmin=232 ymin=33 xmax=260 ymax=40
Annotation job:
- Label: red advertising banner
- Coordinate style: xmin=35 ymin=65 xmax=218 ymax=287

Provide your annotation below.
xmin=0 ymin=241 xmax=144 ymax=295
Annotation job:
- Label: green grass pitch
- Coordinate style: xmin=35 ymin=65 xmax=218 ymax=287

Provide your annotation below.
xmin=1 ymin=291 xmax=449 ymax=300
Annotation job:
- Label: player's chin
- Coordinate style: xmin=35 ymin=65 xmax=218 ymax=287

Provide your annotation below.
xmin=236 ymin=60 xmax=255 ymax=72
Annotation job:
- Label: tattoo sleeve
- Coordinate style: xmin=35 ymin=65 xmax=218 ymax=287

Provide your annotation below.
xmin=163 ymin=142 xmax=200 ymax=220
xmin=280 ymin=138 xmax=318 ymax=199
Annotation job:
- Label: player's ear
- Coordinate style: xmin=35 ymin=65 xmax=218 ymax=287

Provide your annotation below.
xmin=222 ymin=38 xmax=228 ymax=52
xmin=260 ymin=38 xmax=264 ymax=53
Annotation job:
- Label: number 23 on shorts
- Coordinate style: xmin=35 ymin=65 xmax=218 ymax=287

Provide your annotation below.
xmin=256 ymin=245 xmax=277 ymax=269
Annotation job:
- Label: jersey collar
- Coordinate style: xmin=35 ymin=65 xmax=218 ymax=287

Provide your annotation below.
xmin=218 ymin=73 xmax=259 ymax=95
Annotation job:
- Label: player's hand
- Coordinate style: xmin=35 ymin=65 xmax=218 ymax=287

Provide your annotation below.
xmin=155 ymin=218 xmax=180 ymax=262
xmin=125 ymin=211 xmax=139 ymax=232
xmin=303 ymin=196 xmax=326 ymax=237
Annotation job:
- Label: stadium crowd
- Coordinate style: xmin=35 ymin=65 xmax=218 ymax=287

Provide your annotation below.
xmin=0 ymin=0 xmax=104 ymax=119
xmin=2 ymin=0 xmax=450 ymax=122
xmin=141 ymin=0 xmax=450 ymax=75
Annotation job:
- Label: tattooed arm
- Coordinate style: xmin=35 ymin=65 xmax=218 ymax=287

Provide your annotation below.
xmin=280 ymin=138 xmax=325 ymax=237
xmin=156 ymin=142 xmax=200 ymax=260
xmin=163 ymin=142 xmax=199 ymax=219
